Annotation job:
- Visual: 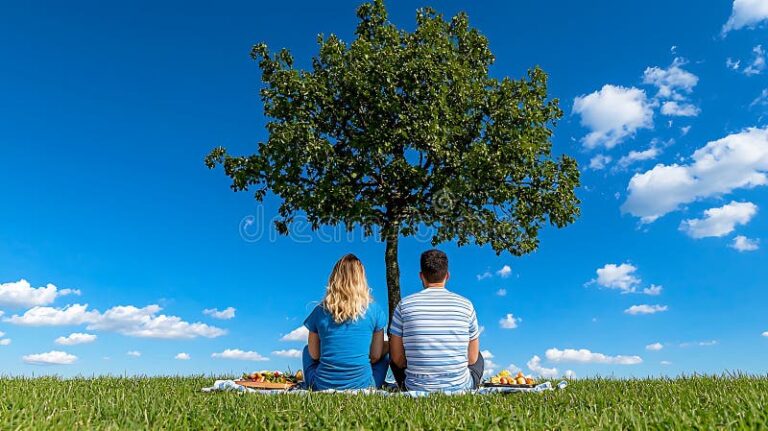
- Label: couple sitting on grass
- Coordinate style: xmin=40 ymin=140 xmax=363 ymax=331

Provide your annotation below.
xmin=302 ymin=249 xmax=484 ymax=392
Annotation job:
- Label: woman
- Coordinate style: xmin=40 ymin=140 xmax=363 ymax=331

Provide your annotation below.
xmin=302 ymin=254 xmax=389 ymax=390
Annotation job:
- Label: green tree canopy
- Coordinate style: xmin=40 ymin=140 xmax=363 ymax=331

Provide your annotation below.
xmin=206 ymin=0 xmax=580 ymax=318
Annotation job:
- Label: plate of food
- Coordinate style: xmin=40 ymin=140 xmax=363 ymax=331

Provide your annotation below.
xmin=483 ymin=370 xmax=536 ymax=388
xmin=235 ymin=370 xmax=303 ymax=389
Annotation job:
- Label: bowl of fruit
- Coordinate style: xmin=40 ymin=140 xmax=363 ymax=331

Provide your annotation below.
xmin=484 ymin=370 xmax=536 ymax=388
xmin=235 ymin=370 xmax=303 ymax=389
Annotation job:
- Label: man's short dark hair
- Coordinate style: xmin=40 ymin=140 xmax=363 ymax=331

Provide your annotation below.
xmin=420 ymin=249 xmax=448 ymax=283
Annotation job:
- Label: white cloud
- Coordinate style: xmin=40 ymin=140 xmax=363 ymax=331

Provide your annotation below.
xmin=643 ymin=58 xmax=699 ymax=100
xmin=280 ymin=325 xmax=309 ymax=342
xmin=622 ymin=127 xmax=768 ymax=223
xmin=731 ymin=235 xmax=760 ymax=252
xmin=642 ymin=285 xmax=663 ymax=296
xmin=5 ymin=304 xmax=98 ymax=326
xmin=483 ymin=358 xmax=499 ymax=377
xmin=679 ymin=201 xmax=758 ymax=239
xmin=212 ymin=349 xmax=269 ymax=361
xmin=661 ymin=101 xmax=701 ymax=117
xmin=495 ymin=288 xmax=507 ymax=297
xmin=127 ymin=350 xmax=141 ymax=357
xmin=175 ymin=352 xmax=191 ymax=360
xmin=506 ymin=363 xmax=521 ymax=374
xmin=496 ymin=265 xmax=512 ymax=278
xmin=526 ymin=355 xmax=559 ymax=378
xmin=565 ymin=369 xmax=577 ymax=379
xmin=723 ymin=0 xmax=768 ymax=34
xmin=476 ymin=271 xmax=492 ymax=281
xmin=479 ymin=265 xmax=512 ymax=280
xmin=660 ymin=360 xmax=672 ymax=366
xmin=642 ymin=58 xmax=701 ymax=121
xmin=646 ymin=342 xmax=664 ymax=351
xmin=203 ymin=307 xmax=236 ymax=320
xmin=625 ymin=304 xmax=668 ymax=315
xmin=681 ymin=126 xmax=692 ymax=136
xmin=545 ymin=348 xmax=642 ymax=365
xmin=499 ymin=313 xmax=520 ymax=329
xmin=55 ymin=332 xmax=97 ymax=346
xmin=95 ymin=305 xmax=226 ymax=339
xmin=5 ymin=304 xmax=226 ymax=339
xmin=0 ymin=280 xmax=80 ymax=308
xmin=272 ymin=349 xmax=302 ymax=358
xmin=751 ymin=89 xmax=768 ymax=108
xmin=617 ymin=147 xmax=661 ymax=169
xmin=728 ymin=46 xmax=767 ymax=76
xmin=680 ymin=340 xmax=718 ymax=347
xmin=744 ymin=45 xmax=766 ymax=76
xmin=23 ymin=350 xmax=77 ymax=365
xmin=592 ymin=263 xmax=640 ymax=293
xmin=589 ymin=154 xmax=612 ymax=170
xmin=90 ymin=305 xmax=225 ymax=339
xmin=481 ymin=351 xmax=498 ymax=377
xmin=0 ymin=338 xmax=11 ymax=346
xmin=762 ymin=331 xmax=768 ymax=337
xmin=573 ymin=85 xmax=654 ymax=149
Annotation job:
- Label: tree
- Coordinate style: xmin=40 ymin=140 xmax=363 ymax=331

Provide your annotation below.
xmin=206 ymin=0 xmax=580 ymax=319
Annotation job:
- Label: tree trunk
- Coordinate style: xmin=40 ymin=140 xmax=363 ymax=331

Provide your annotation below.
xmin=384 ymin=231 xmax=401 ymax=326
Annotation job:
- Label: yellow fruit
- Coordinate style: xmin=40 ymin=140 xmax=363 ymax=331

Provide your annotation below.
xmin=516 ymin=371 xmax=524 ymax=378
xmin=296 ymin=370 xmax=304 ymax=381
xmin=517 ymin=377 xmax=527 ymax=385
xmin=491 ymin=377 xmax=501 ymax=384
xmin=499 ymin=370 xmax=511 ymax=377
xmin=525 ymin=377 xmax=534 ymax=385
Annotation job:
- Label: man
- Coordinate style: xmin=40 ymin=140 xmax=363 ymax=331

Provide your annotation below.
xmin=389 ymin=249 xmax=484 ymax=392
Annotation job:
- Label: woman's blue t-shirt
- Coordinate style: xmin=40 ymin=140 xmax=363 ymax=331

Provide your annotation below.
xmin=303 ymin=302 xmax=387 ymax=390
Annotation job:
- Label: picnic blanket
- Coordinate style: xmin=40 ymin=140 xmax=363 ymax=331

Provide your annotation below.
xmin=202 ymin=380 xmax=567 ymax=397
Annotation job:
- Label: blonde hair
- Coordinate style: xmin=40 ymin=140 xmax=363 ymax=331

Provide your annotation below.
xmin=322 ymin=254 xmax=372 ymax=324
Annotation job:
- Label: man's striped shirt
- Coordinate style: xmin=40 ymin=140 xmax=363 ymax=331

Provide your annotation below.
xmin=390 ymin=287 xmax=480 ymax=392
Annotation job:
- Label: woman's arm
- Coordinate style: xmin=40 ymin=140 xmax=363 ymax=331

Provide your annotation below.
xmin=308 ymin=331 xmax=321 ymax=360
xmin=369 ymin=330 xmax=384 ymax=363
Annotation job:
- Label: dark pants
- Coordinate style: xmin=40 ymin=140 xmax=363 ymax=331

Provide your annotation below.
xmin=390 ymin=351 xmax=485 ymax=390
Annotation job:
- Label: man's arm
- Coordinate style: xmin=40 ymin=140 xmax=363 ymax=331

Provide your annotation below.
xmin=308 ymin=331 xmax=321 ymax=360
xmin=467 ymin=337 xmax=480 ymax=365
xmin=389 ymin=334 xmax=406 ymax=368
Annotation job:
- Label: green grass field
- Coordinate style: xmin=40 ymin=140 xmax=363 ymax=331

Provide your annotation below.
xmin=0 ymin=375 xmax=766 ymax=429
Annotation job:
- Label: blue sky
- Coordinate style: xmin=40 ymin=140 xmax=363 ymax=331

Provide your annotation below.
xmin=1 ymin=0 xmax=767 ymax=377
